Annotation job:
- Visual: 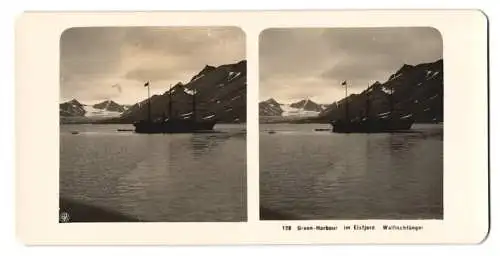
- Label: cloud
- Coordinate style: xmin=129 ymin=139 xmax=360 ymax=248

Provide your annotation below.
xmin=60 ymin=27 xmax=245 ymax=104
xmin=259 ymin=27 xmax=442 ymax=103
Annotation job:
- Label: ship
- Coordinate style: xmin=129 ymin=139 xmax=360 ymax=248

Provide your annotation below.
xmin=331 ymin=80 xmax=414 ymax=133
xmin=331 ymin=114 xmax=414 ymax=133
xmin=133 ymin=81 xmax=217 ymax=134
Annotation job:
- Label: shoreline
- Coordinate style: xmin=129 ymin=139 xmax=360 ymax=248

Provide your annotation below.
xmin=260 ymin=206 xmax=298 ymax=220
xmin=59 ymin=198 xmax=141 ymax=222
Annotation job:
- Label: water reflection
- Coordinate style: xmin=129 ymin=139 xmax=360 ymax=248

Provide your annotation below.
xmin=189 ymin=132 xmax=239 ymax=158
xmin=60 ymin=124 xmax=247 ymax=222
xmin=260 ymin=123 xmax=443 ymax=220
xmin=389 ymin=135 xmax=411 ymax=151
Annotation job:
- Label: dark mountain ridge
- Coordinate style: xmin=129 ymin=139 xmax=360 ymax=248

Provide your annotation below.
xmin=105 ymin=60 xmax=247 ymax=124
xmin=59 ymin=99 xmax=127 ymax=118
xmin=259 ymin=98 xmax=283 ymax=116
xmin=315 ymin=59 xmax=443 ymax=123
xmin=258 ymin=59 xmax=443 ymax=124
xmin=259 ymin=98 xmax=327 ymax=117
xmin=92 ymin=100 xmax=126 ymax=112
xmin=59 ymin=99 xmax=86 ymax=117
xmin=289 ymin=99 xmax=323 ymax=112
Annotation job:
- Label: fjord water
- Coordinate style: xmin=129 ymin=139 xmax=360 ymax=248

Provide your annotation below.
xmin=260 ymin=123 xmax=443 ymax=220
xmin=60 ymin=124 xmax=246 ymax=222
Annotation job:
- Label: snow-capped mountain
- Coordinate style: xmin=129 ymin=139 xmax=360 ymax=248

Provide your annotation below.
xmin=116 ymin=60 xmax=247 ymax=123
xmin=259 ymin=59 xmax=442 ymax=124
xmin=83 ymin=100 xmax=126 ymax=118
xmin=289 ymin=99 xmax=323 ymax=112
xmin=60 ymin=60 xmax=247 ymax=124
xmin=281 ymin=99 xmax=325 ymax=117
xmin=60 ymin=99 xmax=86 ymax=117
xmin=318 ymin=59 xmax=443 ymax=123
xmin=60 ymin=99 xmax=128 ymax=119
xmin=93 ymin=100 xmax=126 ymax=112
xmin=259 ymin=98 xmax=283 ymax=116
xmin=259 ymin=98 xmax=327 ymax=117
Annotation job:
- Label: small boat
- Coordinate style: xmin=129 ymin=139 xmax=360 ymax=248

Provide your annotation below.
xmin=70 ymin=131 xmax=79 ymax=135
xmin=314 ymin=128 xmax=330 ymax=132
xmin=134 ymin=118 xmax=216 ymax=134
xmin=268 ymin=130 xmax=276 ymax=134
xmin=331 ymin=115 xmax=414 ymax=133
xmin=117 ymin=129 xmax=134 ymax=132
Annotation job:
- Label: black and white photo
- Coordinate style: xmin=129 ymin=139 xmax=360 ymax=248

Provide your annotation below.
xmin=15 ymin=10 xmax=489 ymax=244
xmin=59 ymin=27 xmax=247 ymax=222
xmin=259 ymin=27 xmax=443 ymax=220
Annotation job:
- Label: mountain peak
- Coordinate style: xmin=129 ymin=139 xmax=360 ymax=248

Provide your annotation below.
xmin=428 ymin=58 xmax=443 ymax=69
xmin=97 ymin=99 xmax=117 ymax=104
xmin=114 ymin=60 xmax=247 ymax=123
xmin=264 ymin=98 xmax=280 ymax=105
xmin=289 ymin=98 xmax=322 ymax=112
xmin=290 ymin=98 xmax=315 ymax=105
xmin=259 ymin=98 xmax=283 ymax=116
xmin=318 ymin=58 xmax=443 ymax=123
xmin=199 ymin=65 xmax=216 ymax=75
xmin=68 ymin=99 xmax=82 ymax=106
xmin=395 ymin=64 xmax=415 ymax=75
xmin=93 ymin=100 xmax=125 ymax=112
xmin=233 ymin=60 xmax=247 ymax=70
xmin=202 ymin=64 xmax=216 ymax=72
xmin=218 ymin=60 xmax=247 ymax=74
xmin=60 ymin=99 xmax=85 ymax=117
xmin=190 ymin=65 xmax=217 ymax=82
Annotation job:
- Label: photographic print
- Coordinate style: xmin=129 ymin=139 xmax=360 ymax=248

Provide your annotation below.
xmin=259 ymin=27 xmax=444 ymax=220
xmin=59 ymin=27 xmax=247 ymax=222
xmin=17 ymin=10 xmax=488 ymax=244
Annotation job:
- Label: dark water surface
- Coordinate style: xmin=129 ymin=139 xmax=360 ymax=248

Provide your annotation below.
xmin=260 ymin=123 xmax=443 ymax=220
xmin=60 ymin=124 xmax=246 ymax=222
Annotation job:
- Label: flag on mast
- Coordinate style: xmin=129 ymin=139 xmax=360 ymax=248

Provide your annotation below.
xmin=144 ymin=81 xmax=150 ymax=87
xmin=341 ymin=80 xmax=347 ymax=86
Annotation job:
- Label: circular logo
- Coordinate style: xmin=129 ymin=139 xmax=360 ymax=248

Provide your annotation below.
xmin=59 ymin=211 xmax=70 ymax=223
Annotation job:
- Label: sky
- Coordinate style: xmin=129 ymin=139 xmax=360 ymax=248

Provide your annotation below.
xmin=259 ymin=27 xmax=443 ymax=104
xmin=60 ymin=27 xmax=245 ymax=105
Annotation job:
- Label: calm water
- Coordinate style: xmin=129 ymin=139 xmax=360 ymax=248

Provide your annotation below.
xmin=60 ymin=124 xmax=247 ymax=222
xmin=260 ymin=123 xmax=443 ymax=220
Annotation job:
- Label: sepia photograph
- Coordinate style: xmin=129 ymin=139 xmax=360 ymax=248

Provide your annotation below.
xmin=59 ymin=27 xmax=247 ymax=222
xmin=259 ymin=27 xmax=444 ymax=220
xmin=15 ymin=10 xmax=490 ymax=245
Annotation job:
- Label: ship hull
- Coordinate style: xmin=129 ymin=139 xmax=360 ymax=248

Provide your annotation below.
xmin=133 ymin=119 xmax=217 ymax=134
xmin=331 ymin=117 xmax=414 ymax=133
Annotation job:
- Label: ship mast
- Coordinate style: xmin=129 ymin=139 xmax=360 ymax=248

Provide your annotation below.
xmin=146 ymin=81 xmax=151 ymax=122
xmin=365 ymin=82 xmax=370 ymax=119
xmin=168 ymin=84 xmax=173 ymax=118
xmin=344 ymin=81 xmax=349 ymax=122
xmin=389 ymin=84 xmax=394 ymax=120
xmin=192 ymin=88 xmax=197 ymax=121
